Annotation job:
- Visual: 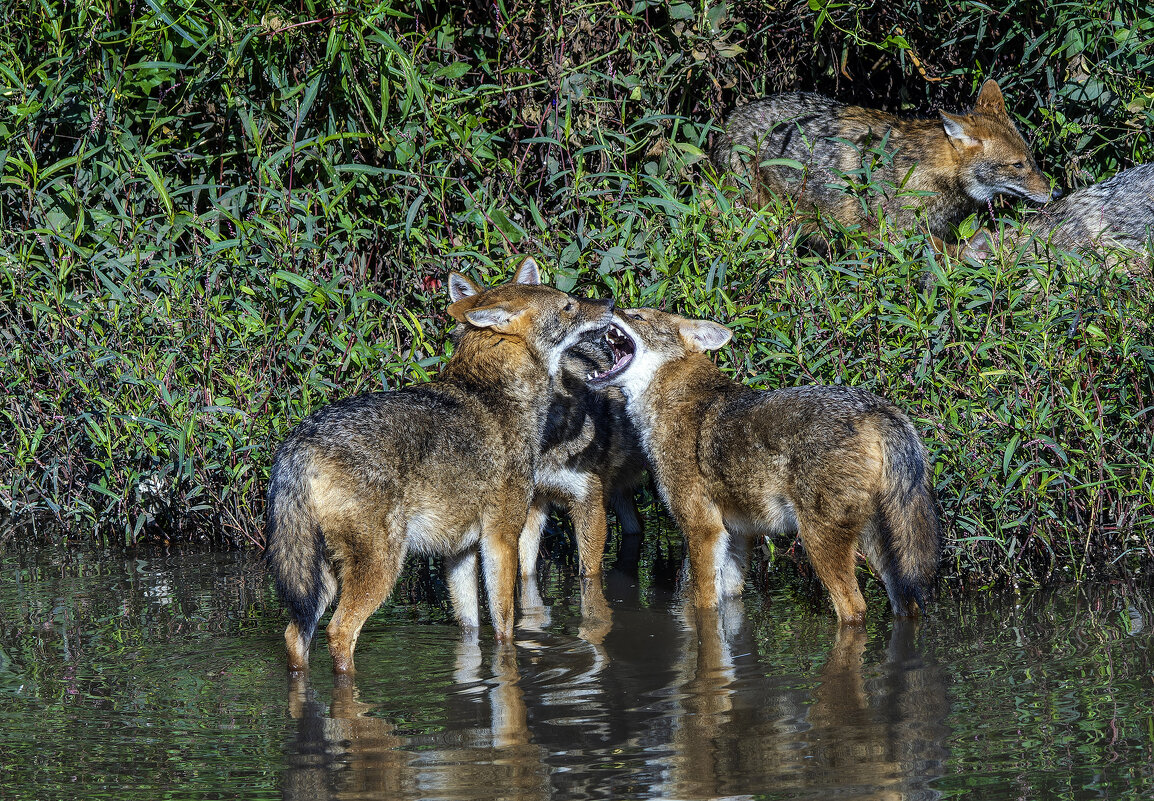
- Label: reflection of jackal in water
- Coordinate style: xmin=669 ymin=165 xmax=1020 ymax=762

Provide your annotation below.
xmin=592 ymin=307 xmax=942 ymax=624
xmin=713 ymin=79 xmax=1052 ymax=243
xmin=264 ymin=259 xmax=615 ymax=673
xmin=284 ymin=644 xmax=542 ymax=801
xmin=664 ymin=609 xmax=949 ymax=800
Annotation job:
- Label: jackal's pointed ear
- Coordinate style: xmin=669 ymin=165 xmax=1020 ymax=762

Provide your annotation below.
xmin=941 ymin=112 xmax=982 ymax=148
xmin=448 ymin=272 xmax=483 ymax=302
xmin=462 ymin=302 xmax=524 ymax=332
xmin=973 ymin=79 xmax=1006 ymax=116
xmin=680 ymin=318 xmax=732 ymax=353
xmin=515 ymin=257 xmax=541 ymax=286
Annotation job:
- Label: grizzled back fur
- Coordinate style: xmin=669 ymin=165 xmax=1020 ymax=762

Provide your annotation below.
xmin=603 ymin=307 xmax=942 ymax=623
xmin=967 ymin=163 xmax=1154 ymax=258
xmin=713 ymin=80 xmax=1052 ymax=242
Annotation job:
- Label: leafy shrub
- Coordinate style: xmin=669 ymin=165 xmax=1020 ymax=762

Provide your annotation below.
xmin=1 ymin=0 xmax=1151 ymax=580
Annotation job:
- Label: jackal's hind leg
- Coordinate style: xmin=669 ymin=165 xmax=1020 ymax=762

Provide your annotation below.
xmin=326 ymin=530 xmax=407 ymax=674
xmin=284 ymin=561 xmax=336 ymax=672
xmin=800 ymin=521 xmax=867 ymax=625
xmin=446 ymin=548 xmax=480 ymax=631
xmin=611 ymin=489 xmax=644 ymax=538
xmin=610 ymin=488 xmax=644 ymax=572
xmin=718 ymin=531 xmax=750 ymax=598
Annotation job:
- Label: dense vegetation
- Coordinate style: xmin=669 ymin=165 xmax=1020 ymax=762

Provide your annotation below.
xmin=2 ymin=0 xmax=1152 ymax=583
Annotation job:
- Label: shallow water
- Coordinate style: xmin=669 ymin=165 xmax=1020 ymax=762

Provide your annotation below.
xmin=0 ymin=541 xmax=1151 ymax=800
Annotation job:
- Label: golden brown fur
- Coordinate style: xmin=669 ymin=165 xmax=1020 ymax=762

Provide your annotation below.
xmin=264 ymin=259 xmax=615 ymax=673
xmin=713 ymin=79 xmax=1052 ymax=243
xmin=596 ymin=308 xmax=941 ymax=623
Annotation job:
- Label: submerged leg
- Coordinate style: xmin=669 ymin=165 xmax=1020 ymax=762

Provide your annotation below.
xmin=326 ymin=531 xmax=407 ymax=674
xmin=718 ymin=530 xmax=751 ymax=599
xmin=681 ymin=504 xmax=729 ymax=609
xmin=481 ymin=520 xmax=521 ymax=642
xmin=284 ymin=561 xmax=336 ymax=672
xmin=612 ymin=488 xmax=644 ymax=539
xmin=518 ymin=498 xmax=550 ymax=581
xmin=571 ymin=476 xmax=608 ymax=577
xmin=800 ymin=520 xmax=867 ymax=625
xmin=446 ymin=548 xmax=480 ymax=631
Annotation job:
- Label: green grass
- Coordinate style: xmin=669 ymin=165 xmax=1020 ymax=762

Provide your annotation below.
xmin=1 ymin=0 xmax=1152 ymax=581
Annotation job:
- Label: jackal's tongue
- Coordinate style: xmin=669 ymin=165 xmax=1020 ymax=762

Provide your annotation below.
xmin=587 ymin=324 xmax=634 ymax=382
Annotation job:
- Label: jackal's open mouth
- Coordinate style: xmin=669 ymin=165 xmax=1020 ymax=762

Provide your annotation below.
xmin=587 ymin=324 xmax=634 ymax=384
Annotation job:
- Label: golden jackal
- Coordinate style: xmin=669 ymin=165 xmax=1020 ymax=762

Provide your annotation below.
xmin=445 ymin=261 xmax=647 ymax=582
xmin=516 ymin=321 xmax=647 ymax=582
xmin=588 ymin=308 xmax=942 ymax=623
xmin=713 ymin=79 xmax=1052 ymax=242
xmin=264 ymin=260 xmax=615 ymax=673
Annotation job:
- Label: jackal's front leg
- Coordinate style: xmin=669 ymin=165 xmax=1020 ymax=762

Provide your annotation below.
xmin=681 ymin=503 xmax=730 ymax=608
xmin=570 ymin=475 xmax=608 ymax=577
xmin=480 ymin=518 xmax=521 ymax=642
xmin=517 ymin=497 xmax=550 ymax=581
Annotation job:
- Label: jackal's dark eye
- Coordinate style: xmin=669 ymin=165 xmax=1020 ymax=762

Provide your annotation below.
xmin=1012 ymin=161 xmax=1026 ymax=169
xmin=563 ymin=300 xmax=575 ymax=312
xmin=625 ymin=312 xmax=644 ymax=321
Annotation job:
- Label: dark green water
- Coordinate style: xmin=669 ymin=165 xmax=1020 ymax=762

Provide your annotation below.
xmin=0 ymin=542 xmax=1150 ymax=800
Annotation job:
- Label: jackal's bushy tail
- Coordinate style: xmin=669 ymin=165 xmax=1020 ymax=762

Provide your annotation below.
xmin=263 ymin=446 xmax=336 ymax=646
xmin=865 ymin=414 xmax=943 ymax=617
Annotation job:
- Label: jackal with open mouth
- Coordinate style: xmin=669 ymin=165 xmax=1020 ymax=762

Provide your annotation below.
xmin=264 ymin=260 xmax=616 ymax=673
xmin=588 ymin=307 xmax=942 ymax=624
xmin=446 ymin=261 xmax=648 ymax=583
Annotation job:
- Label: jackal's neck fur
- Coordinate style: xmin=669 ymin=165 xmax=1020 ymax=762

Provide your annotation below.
xmin=624 ymin=354 xmax=743 ymax=477
xmin=880 ymin=115 xmax=995 ymax=224
xmin=439 ymin=328 xmax=568 ymax=460
xmin=441 ymin=327 xmax=551 ymax=411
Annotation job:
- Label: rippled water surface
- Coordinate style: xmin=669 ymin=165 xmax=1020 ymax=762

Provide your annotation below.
xmin=1 ymin=541 xmax=1151 ymax=800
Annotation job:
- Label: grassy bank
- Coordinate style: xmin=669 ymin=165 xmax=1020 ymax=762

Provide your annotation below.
xmin=2 ymin=0 xmax=1152 ymax=581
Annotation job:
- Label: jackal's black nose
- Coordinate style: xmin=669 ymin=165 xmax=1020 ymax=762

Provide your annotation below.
xmin=1050 ymin=185 xmax=1063 ymax=200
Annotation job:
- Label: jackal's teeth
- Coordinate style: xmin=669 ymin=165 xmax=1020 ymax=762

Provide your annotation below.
xmin=585 ymin=322 xmax=635 ymax=384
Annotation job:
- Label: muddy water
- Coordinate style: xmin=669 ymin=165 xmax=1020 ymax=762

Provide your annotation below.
xmin=0 ymin=540 xmax=1151 ymax=800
